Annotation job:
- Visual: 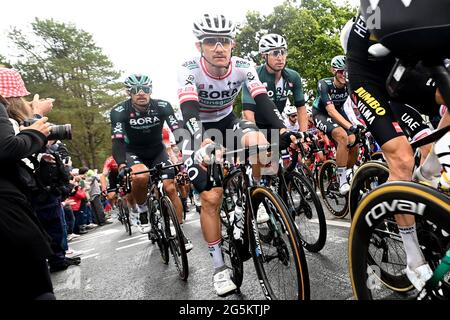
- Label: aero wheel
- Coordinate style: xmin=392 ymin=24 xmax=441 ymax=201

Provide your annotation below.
xmin=349 ymin=182 xmax=450 ymax=300
xmin=287 ymin=171 xmax=327 ymax=252
xmin=249 ymin=186 xmax=310 ymax=300
xmin=161 ymin=196 xmax=189 ymax=280
xmin=318 ymin=160 xmax=348 ymax=218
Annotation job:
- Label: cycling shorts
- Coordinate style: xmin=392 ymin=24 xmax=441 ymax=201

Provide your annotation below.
xmin=126 ymin=148 xmax=175 ymax=180
xmin=185 ymin=112 xmax=259 ymax=193
xmin=312 ymin=108 xmax=350 ymax=137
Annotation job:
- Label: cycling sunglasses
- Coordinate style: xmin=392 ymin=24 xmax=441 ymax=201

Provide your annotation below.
xmin=200 ymin=37 xmax=233 ymax=50
xmin=129 ymin=85 xmax=152 ymax=95
xmin=267 ymin=49 xmax=288 ymax=57
xmin=334 ymin=69 xmax=345 ymax=75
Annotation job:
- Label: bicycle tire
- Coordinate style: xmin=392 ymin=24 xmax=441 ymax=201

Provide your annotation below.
xmin=221 ymin=170 xmax=245 ymax=289
xmin=120 ymin=201 xmax=132 ymax=236
xmin=349 ymin=161 xmax=390 ymax=220
xmin=370 ymin=151 xmax=385 ymax=162
xmin=149 ymin=200 xmax=169 ymax=264
xmin=286 ymin=171 xmax=327 ymax=253
xmin=349 ymin=182 xmax=450 ymax=300
xmin=248 ymin=186 xmax=310 ymax=300
xmin=318 ymin=160 xmax=348 ymax=218
xmin=161 ymin=196 xmax=189 ymax=280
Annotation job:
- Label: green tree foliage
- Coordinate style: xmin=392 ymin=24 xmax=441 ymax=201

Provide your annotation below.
xmin=7 ymin=18 xmax=125 ymax=169
xmin=235 ymin=0 xmax=356 ymax=108
xmin=0 ymin=54 xmax=12 ymax=67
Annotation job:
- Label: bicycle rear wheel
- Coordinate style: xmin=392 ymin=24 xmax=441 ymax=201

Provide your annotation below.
xmin=248 ymin=186 xmax=310 ymax=300
xmin=318 ymin=160 xmax=348 ymax=218
xmin=286 ymin=171 xmax=327 ymax=252
xmin=349 ymin=182 xmax=450 ymax=300
xmin=161 ymin=196 xmax=189 ymax=280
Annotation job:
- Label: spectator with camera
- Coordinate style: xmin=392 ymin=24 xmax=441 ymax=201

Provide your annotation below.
xmin=1 ymin=67 xmax=80 ymax=273
xmin=0 ymin=67 xmax=55 ymax=299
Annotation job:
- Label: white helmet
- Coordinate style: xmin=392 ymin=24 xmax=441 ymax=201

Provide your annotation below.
xmin=259 ymin=33 xmax=287 ymax=54
xmin=193 ymin=13 xmax=237 ymax=39
xmin=284 ymin=105 xmax=297 ymax=116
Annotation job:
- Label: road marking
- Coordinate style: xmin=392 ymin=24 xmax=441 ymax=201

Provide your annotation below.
xmin=70 ymin=229 xmax=120 ymax=245
xmin=116 ymin=240 xmax=149 ymax=251
xmin=184 ymin=218 xmax=200 ymax=225
xmin=81 ymin=253 xmax=99 ymax=260
xmin=118 ymin=235 xmax=148 ymax=243
xmin=326 ymin=220 xmax=351 ymax=228
xmin=307 ymin=218 xmax=351 ymax=229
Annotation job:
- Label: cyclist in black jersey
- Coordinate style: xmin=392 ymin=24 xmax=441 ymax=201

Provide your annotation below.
xmin=312 ymin=55 xmax=363 ymax=195
xmin=110 ymin=74 xmax=192 ymax=250
xmin=342 ymin=11 xmax=450 ymax=291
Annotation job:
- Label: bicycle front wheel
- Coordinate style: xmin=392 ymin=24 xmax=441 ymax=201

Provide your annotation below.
xmin=349 ymin=182 xmax=450 ymax=300
xmin=349 ymin=161 xmax=389 ymax=220
xmin=286 ymin=171 xmax=327 ymax=253
xmin=161 ymin=196 xmax=189 ymax=280
xmin=119 ymin=201 xmax=132 ymax=236
xmin=248 ymin=186 xmax=310 ymax=300
xmin=318 ymin=160 xmax=348 ymax=218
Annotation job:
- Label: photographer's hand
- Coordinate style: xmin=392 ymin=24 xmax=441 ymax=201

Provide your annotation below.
xmin=41 ymin=153 xmax=56 ymax=164
xmin=32 ymin=94 xmax=54 ymax=116
xmin=21 ymin=117 xmax=51 ymax=137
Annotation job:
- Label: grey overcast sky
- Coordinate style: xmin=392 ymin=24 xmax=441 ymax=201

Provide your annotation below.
xmin=0 ymin=0 xmax=359 ymax=105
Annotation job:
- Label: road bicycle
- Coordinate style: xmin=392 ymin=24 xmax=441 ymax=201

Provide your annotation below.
xmin=263 ymin=138 xmax=327 ymax=253
xmin=132 ymin=163 xmax=189 ymax=280
xmin=207 ymin=144 xmax=310 ymax=300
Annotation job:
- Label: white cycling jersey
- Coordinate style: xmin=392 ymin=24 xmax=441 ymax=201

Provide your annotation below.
xmin=177 ymin=56 xmax=267 ymax=122
xmin=283 ymin=117 xmax=299 ymax=132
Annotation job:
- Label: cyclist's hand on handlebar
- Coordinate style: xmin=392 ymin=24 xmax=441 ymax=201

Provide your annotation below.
xmin=348 ymin=124 xmax=362 ymax=136
xmin=356 ymin=124 xmax=367 ymax=134
xmin=280 ymin=131 xmax=300 ymax=150
xmin=118 ymin=164 xmax=130 ymax=181
xmin=194 ymin=139 xmax=216 ymax=165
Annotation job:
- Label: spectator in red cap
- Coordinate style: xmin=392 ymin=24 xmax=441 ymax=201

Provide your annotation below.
xmin=0 ymin=67 xmax=55 ymax=299
xmin=0 ymin=67 xmax=30 ymax=98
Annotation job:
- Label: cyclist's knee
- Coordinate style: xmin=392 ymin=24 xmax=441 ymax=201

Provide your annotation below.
xmin=332 ymin=128 xmax=348 ymax=145
xmin=163 ymin=180 xmax=177 ymax=196
xmin=382 ymin=139 xmax=414 ymax=180
xmin=241 ymin=130 xmax=267 ymax=147
xmin=200 ymin=188 xmax=223 ymax=210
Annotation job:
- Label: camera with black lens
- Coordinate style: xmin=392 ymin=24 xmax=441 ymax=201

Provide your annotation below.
xmin=23 ymin=118 xmax=72 ymax=140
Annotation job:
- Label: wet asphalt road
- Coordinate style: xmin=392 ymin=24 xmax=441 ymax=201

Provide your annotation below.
xmin=52 ymin=198 xmax=354 ymax=300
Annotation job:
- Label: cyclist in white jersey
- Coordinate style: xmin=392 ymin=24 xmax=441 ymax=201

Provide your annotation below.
xmin=177 ymin=13 xmax=298 ymax=297
xmin=283 ymin=105 xmax=300 ymax=132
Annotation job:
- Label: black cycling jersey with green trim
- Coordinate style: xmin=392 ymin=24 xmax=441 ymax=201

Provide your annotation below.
xmin=312 ymin=77 xmax=349 ymax=113
xmin=110 ymin=98 xmax=180 ymax=162
xmin=242 ymin=65 xmax=305 ymax=124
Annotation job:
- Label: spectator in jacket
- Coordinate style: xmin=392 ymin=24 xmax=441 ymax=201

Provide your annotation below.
xmin=0 ymin=68 xmax=55 ymax=299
